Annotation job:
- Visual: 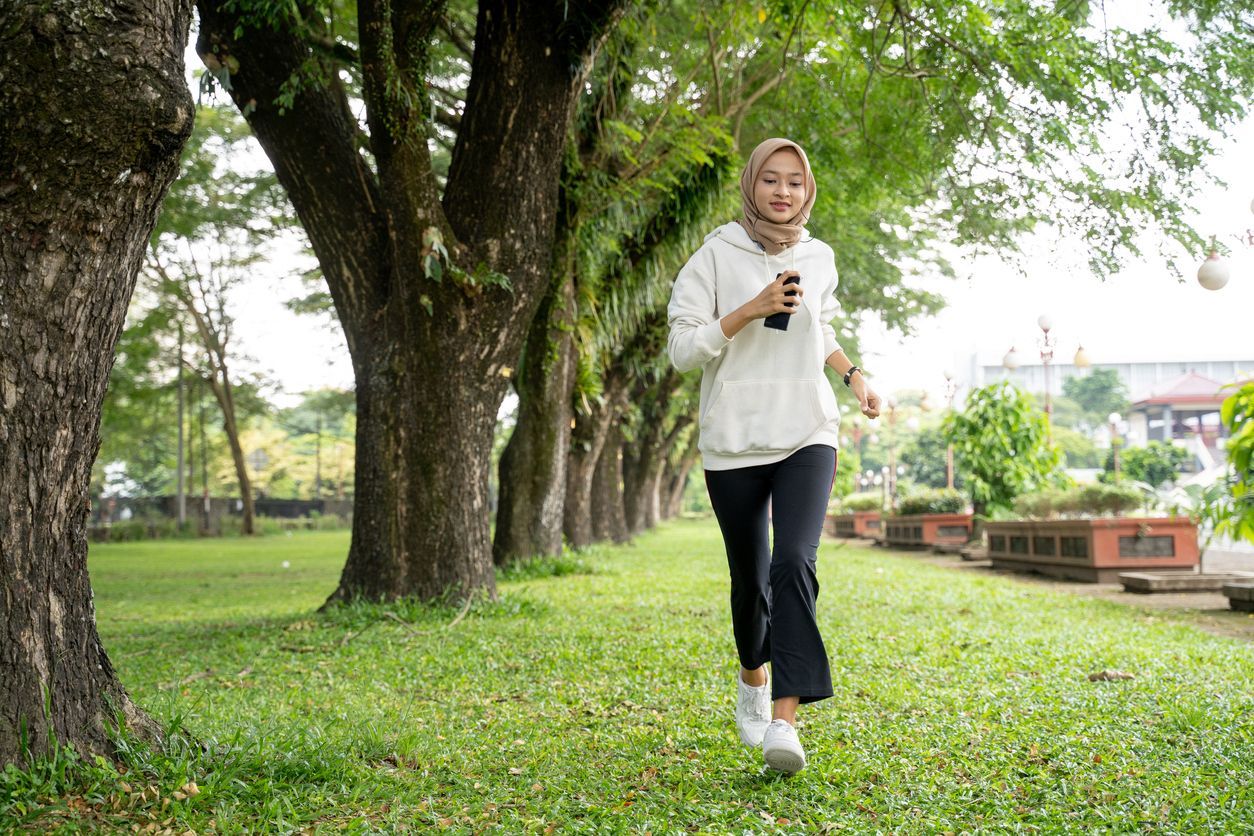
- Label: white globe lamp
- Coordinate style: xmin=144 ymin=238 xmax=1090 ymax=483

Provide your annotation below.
xmin=1197 ymin=250 xmax=1230 ymax=291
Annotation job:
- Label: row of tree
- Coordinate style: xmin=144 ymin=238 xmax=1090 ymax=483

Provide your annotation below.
xmin=4 ymin=0 xmax=1251 ymax=764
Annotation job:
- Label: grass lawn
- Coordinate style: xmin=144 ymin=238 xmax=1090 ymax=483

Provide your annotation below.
xmin=3 ymin=518 xmax=1252 ymax=832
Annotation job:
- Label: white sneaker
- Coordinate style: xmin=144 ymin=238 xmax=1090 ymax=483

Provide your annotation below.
xmin=735 ymin=669 xmax=771 ymax=747
xmin=762 ymin=719 xmax=807 ymax=773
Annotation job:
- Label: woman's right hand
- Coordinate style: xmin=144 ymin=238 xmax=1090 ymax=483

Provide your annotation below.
xmin=749 ymin=270 xmax=804 ymax=319
xmin=717 ymin=271 xmax=805 ymax=339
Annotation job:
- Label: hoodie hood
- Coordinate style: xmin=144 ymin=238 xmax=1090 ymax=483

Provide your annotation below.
xmin=706 ymin=221 xmax=812 ymax=255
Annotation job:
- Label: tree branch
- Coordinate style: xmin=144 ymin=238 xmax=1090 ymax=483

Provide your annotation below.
xmin=357 ymin=0 xmax=451 ymax=216
xmin=196 ymin=0 xmax=386 ymax=349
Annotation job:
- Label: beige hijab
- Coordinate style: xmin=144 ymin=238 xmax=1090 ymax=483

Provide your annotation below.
xmin=736 ymin=138 xmax=817 ymax=255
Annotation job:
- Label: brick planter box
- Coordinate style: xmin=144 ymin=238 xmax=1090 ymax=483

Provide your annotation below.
xmin=882 ymin=513 xmax=973 ymax=549
xmin=826 ymin=511 xmax=882 ymax=538
xmin=986 ymin=517 xmax=1199 ymax=583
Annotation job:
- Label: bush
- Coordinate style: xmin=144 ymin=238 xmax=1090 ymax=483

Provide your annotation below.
xmin=896 ymin=488 xmax=967 ymax=516
xmin=97 ymin=512 xmax=353 ymax=542
xmin=1014 ymin=488 xmax=1067 ymax=519
xmin=1078 ymin=483 xmax=1143 ymax=517
xmin=1013 ymin=484 xmax=1144 ymax=518
xmin=839 ymin=493 xmax=883 ymax=512
xmin=1102 ymin=441 xmax=1190 ymax=487
xmin=105 ymin=514 xmax=194 ymax=542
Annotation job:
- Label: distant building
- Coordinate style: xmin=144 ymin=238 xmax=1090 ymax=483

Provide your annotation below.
xmin=970 ymin=358 xmax=1252 ymax=475
xmin=1126 ymin=371 xmax=1234 ymax=473
xmin=972 ymin=357 xmax=1254 ymax=399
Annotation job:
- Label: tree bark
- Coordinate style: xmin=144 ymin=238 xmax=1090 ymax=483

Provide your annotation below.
xmin=564 ymin=372 xmax=628 ymax=548
xmin=622 ymin=370 xmax=687 ymax=535
xmin=662 ymin=437 xmax=700 ymax=519
xmin=196 ymin=0 xmax=627 ymax=602
xmin=492 ymin=268 xmax=578 ymax=566
xmin=212 ymin=371 xmax=257 ymax=535
xmin=591 ymin=419 xmax=630 ymax=544
xmin=0 ymin=0 xmax=193 ymax=763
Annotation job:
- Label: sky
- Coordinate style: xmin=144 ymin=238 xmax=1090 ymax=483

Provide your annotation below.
xmin=180 ymin=9 xmax=1254 ymax=411
xmin=858 ymin=113 xmax=1254 ymax=403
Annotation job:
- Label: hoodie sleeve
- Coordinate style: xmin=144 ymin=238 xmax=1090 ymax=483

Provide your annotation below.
xmin=667 ymin=246 xmax=733 ymax=373
xmin=820 ymin=256 xmax=844 ymax=361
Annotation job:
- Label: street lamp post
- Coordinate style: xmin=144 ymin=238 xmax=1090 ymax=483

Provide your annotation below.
xmin=1108 ymin=412 xmax=1122 ymax=481
xmin=1037 ymin=314 xmax=1056 ymax=445
xmin=886 ymin=398 xmax=899 ymax=509
xmin=943 ymin=370 xmax=958 ymax=490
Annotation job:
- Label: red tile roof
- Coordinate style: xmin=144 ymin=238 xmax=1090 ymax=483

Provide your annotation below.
xmin=1131 ymin=371 xmax=1229 ymax=407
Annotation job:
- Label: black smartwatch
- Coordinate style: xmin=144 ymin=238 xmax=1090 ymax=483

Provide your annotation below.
xmin=843 ymin=366 xmax=862 ymax=387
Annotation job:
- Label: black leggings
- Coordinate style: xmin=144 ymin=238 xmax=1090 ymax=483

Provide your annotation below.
xmin=704 ymin=444 xmax=836 ymax=704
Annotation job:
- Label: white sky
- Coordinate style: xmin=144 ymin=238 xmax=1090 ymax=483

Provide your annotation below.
xmin=181 ymin=11 xmax=1254 ymax=410
xmin=860 ymin=113 xmax=1254 ymax=402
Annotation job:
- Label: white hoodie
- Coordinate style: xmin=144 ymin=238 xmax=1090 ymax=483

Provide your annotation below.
xmin=667 ymin=221 xmax=843 ymax=470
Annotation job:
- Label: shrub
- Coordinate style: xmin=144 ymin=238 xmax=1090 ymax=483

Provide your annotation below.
xmin=106 ymin=514 xmax=192 ymax=542
xmin=840 ymin=494 xmax=883 ymax=513
xmin=1014 ymin=489 xmax=1066 ymax=519
xmin=896 ymin=488 xmax=967 ymax=516
xmin=1078 ymin=483 xmax=1143 ymax=517
xmin=1013 ymin=484 xmax=1144 ymax=518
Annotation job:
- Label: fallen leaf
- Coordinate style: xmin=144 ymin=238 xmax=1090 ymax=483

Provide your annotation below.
xmin=1088 ymin=670 xmax=1135 ymax=682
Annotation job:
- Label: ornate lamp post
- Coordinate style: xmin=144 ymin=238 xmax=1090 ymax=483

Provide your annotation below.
xmin=886 ymin=398 xmax=899 ymax=509
xmin=848 ymin=415 xmax=866 ymax=468
xmin=1108 ymin=411 xmax=1123 ymax=480
xmin=1037 ymin=314 xmax=1056 ymax=444
xmin=943 ymin=370 xmax=959 ymax=489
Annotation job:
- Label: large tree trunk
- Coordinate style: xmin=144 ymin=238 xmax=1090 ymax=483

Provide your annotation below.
xmin=662 ymin=438 xmax=700 ymax=519
xmin=591 ymin=419 xmax=630 ymax=544
xmin=0 ymin=0 xmax=193 ymax=763
xmin=492 ymin=271 xmax=578 ymax=566
xmin=621 ymin=370 xmax=686 ymax=535
xmin=564 ymin=374 xmax=628 ymax=548
xmin=197 ymin=0 xmax=626 ymax=603
xmin=329 ymin=350 xmax=501 ymax=601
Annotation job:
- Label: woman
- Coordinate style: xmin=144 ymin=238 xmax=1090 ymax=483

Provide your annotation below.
xmin=666 ymin=137 xmax=882 ymax=773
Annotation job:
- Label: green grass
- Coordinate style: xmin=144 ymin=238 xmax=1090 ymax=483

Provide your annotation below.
xmin=2 ymin=519 xmax=1252 ymax=832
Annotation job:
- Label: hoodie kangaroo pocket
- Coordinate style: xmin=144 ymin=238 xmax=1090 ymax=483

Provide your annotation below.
xmin=700 ymin=379 xmax=828 ymax=455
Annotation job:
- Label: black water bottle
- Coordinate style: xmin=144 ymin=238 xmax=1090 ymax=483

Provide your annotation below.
xmin=763 ymin=272 xmax=801 ymax=331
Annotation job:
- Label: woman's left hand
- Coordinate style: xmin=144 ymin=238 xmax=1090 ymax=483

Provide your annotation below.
xmin=852 ymin=376 xmax=881 ymax=418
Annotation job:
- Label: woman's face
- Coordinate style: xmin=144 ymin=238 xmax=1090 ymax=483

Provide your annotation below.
xmin=752 ymin=148 xmax=807 ymax=223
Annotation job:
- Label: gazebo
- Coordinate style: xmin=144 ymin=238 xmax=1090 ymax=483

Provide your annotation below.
xmin=1126 ymin=371 xmax=1235 ymax=467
